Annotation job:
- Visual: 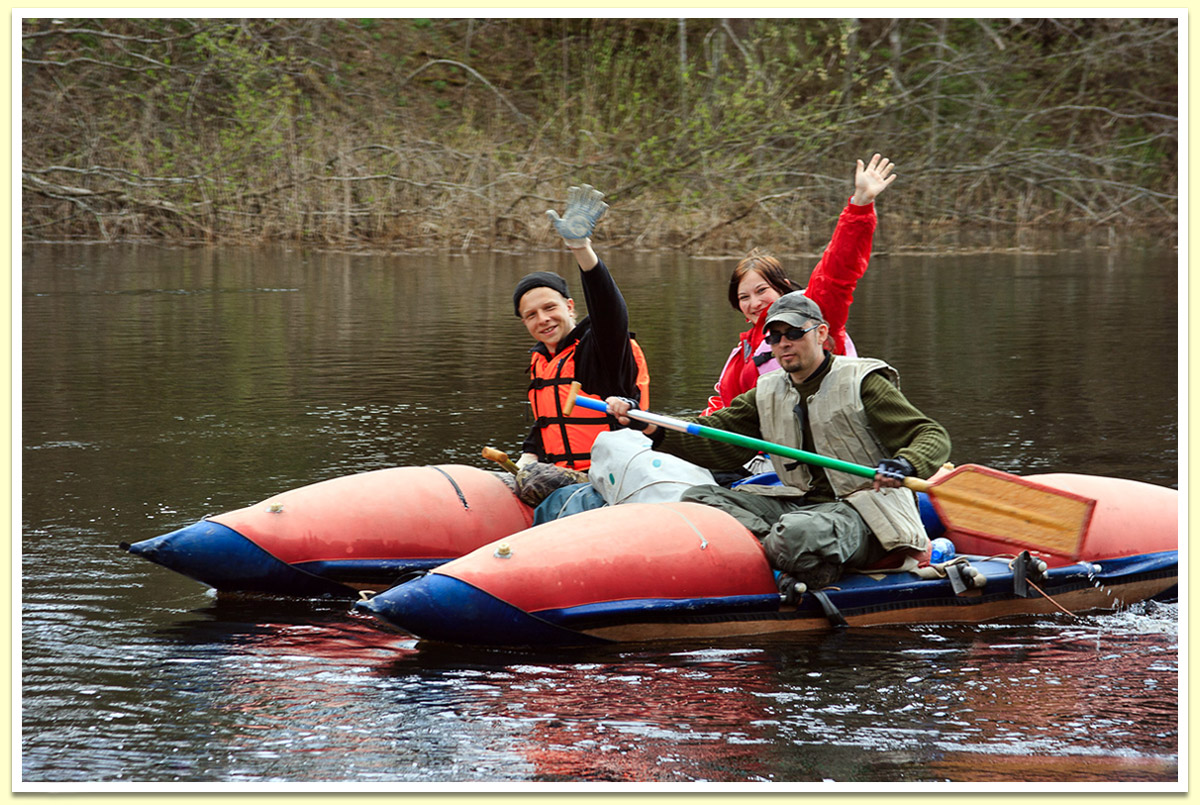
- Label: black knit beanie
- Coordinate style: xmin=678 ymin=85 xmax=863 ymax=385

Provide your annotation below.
xmin=513 ymin=271 xmax=571 ymax=316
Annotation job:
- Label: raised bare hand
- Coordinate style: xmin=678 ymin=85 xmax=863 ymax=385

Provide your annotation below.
xmin=851 ymin=154 xmax=897 ymax=206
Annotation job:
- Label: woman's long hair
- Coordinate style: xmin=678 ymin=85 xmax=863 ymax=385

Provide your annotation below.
xmin=726 ymin=248 xmax=800 ymax=311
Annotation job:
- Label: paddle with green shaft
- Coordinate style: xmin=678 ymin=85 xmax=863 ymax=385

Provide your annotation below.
xmin=564 ymin=383 xmax=1097 ymax=559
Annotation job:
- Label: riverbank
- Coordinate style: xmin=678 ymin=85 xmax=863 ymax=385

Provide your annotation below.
xmin=21 ymin=19 xmax=1177 ymax=252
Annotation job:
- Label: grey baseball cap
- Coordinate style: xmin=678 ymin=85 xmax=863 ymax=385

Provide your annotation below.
xmin=762 ymin=291 xmax=826 ymax=333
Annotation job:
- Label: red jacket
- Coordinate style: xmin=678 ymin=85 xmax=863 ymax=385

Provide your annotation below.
xmin=704 ymin=200 xmax=875 ymax=415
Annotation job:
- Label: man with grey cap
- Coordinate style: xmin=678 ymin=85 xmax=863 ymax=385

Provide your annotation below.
xmin=606 ymin=291 xmax=950 ymax=594
xmin=513 ymin=184 xmax=649 ymax=478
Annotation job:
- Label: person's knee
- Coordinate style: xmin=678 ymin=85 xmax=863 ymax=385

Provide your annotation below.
xmin=762 ymin=505 xmax=871 ymax=575
xmin=679 ymin=485 xmax=784 ymax=537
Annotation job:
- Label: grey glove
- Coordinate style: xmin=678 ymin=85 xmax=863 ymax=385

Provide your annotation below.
xmin=875 ymin=457 xmax=916 ymax=483
xmin=546 ymin=184 xmax=608 ymax=248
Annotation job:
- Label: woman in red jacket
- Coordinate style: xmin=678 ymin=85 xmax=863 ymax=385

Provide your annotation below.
xmin=704 ymin=153 xmax=897 ymax=415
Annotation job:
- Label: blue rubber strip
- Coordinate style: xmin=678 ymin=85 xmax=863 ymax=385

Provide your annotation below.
xmin=357 ymin=573 xmax=611 ymax=647
xmin=534 ymin=593 xmax=781 ymax=631
xmin=125 ymin=520 xmax=354 ymax=598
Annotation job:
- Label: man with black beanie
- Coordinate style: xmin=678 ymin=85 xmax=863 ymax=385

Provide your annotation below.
xmin=512 ymin=185 xmax=649 ymax=474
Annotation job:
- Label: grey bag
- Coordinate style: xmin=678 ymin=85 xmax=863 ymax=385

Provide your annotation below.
xmin=587 ymin=430 xmax=716 ymax=505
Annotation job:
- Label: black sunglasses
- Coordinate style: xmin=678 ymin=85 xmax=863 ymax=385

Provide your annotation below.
xmin=764 ymin=322 xmax=821 ymax=345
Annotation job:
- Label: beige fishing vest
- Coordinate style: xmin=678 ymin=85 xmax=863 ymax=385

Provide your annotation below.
xmin=748 ymin=357 xmax=928 ymax=553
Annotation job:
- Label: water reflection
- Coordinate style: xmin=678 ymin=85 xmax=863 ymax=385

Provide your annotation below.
xmin=381 ymin=644 xmax=787 ymax=782
xmin=23 ymin=580 xmax=1178 ymax=783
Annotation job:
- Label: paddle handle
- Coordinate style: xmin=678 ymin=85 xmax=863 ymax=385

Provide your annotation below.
xmin=568 ymin=393 xmax=908 ymax=484
xmin=481 ymin=447 xmax=520 ymax=475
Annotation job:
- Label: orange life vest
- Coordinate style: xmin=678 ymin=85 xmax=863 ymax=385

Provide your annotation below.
xmin=528 ymin=338 xmax=650 ymax=470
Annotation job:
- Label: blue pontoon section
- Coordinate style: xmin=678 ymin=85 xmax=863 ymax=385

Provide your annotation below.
xmin=535 ymin=593 xmax=784 ymax=633
xmin=916 ymin=492 xmax=945 ymax=538
xmin=123 ymin=520 xmax=353 ymax=598
xmin=354 ymin=573 xmax=611 ymax=647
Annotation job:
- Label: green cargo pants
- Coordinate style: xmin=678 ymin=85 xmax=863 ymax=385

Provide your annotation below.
xmin=679 ymin=484 xmax=888 ymax=588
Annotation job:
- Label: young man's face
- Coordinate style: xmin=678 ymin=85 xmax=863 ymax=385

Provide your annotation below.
xmin=519 ymin=287 xmax=576 ymax=351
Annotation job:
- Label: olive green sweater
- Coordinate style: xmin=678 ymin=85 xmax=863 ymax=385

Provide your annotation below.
xmin=653 ymin=355 xmax=952 ymax=503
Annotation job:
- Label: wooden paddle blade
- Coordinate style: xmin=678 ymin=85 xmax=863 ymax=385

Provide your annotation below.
xmin=926 ymin=464 xmax=1096 ymax=560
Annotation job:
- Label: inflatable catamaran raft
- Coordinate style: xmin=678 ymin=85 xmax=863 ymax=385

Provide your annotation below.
xmin=123 ymin=390 xmax=1178 ymax=646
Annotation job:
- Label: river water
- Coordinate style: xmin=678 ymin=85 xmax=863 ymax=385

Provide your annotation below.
xmin=18 ymin=240 xmax=1182 ymax=788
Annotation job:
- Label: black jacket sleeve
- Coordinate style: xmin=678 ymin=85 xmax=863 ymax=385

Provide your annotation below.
xmin=521 ymin=420 xmax=544 ymax=458
xmin=573 ymin=259 xmax=642 ymax=402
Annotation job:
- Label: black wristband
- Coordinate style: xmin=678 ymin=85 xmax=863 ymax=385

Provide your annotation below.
xmin=609 ymin=397 xmax=647 ymax=431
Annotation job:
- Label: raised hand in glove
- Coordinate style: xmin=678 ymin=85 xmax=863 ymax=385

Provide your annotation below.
xmin=546 ymin=184 xmax=608 ymax=249
xmin=873 ymin=457 xmax=916 ymax=490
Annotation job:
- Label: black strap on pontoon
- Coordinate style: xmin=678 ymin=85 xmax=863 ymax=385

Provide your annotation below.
xmin=1012 ymin=551 xmax=1041 ymax=602
xmin=430 ymin=466 xmax=470 ymax=510
xmin=946 ymin=563 xmax=972 ymax=596
xmin=810 ymin=589 xmax=849 ymax=629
